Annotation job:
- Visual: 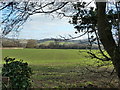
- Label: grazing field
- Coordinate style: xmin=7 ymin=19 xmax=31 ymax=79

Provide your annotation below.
xmin=2 ymin=49 xmax=118 ymax=88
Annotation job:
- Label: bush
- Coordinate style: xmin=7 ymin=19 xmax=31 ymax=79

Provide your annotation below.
xmin=2 ymin=57 xmax=33 ymax=89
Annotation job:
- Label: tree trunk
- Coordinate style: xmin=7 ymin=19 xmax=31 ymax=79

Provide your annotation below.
xmin=96 ymin=2 xmax=120 ymax=87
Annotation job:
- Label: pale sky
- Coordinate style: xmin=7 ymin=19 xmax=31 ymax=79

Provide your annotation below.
xmin=18 ymin=14 xmax=78 ymax=40
xmin=5 ymin=1 xmax=96 ymax=40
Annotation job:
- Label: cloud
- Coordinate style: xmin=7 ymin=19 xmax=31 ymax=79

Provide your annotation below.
xmin=23 ymin=13 xmax=71 ymax=31
xmin=18 ymin=13 xmax=76 ymax=39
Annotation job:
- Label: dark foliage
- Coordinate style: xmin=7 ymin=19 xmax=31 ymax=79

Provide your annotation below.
xmin=2 ymin=57 xmax=33 ymax=89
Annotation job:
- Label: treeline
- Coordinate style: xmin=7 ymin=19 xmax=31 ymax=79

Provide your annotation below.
xmin=2 ymin=40 xmax=23 ymax=47
xmin=37 ymin=42 xmax=98 ymax=49
xmin=2 ymin=39 xmax=37 ymax=48
xmin=2 ymin=38 xmax=99 ymax=49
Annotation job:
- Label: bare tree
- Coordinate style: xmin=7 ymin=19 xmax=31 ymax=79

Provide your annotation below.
xmin=1 ymin=1 xmax=68 ymax=35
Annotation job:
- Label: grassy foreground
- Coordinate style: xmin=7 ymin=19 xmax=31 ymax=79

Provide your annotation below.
xmin=2 ymin=49 xmax=118 ymax=88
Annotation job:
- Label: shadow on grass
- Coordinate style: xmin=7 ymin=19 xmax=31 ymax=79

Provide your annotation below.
xmin=30 ymin=65 xmax=119 ymax=88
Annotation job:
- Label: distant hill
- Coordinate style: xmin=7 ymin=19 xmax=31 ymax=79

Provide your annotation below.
xmin=37 ymin=38 xmax=90 ymax=45
xmin=1 ymin=37 xmax=100 ymax=49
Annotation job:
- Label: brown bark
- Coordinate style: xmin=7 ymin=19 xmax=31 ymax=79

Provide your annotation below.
xmin=96 ymin=2 xmax=120 ymax=87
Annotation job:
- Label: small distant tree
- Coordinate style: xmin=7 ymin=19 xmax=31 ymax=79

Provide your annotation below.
xmin=26 ymin=40 xmax=37 ymax=48
xmin=49 ymin=42 xmax=55 ymax=49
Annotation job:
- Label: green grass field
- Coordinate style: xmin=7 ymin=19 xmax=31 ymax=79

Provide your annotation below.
xmin=2 ymin=49 xmax=96 ymax=66
xmin=2 ymin=49 xmax=117 ymax=88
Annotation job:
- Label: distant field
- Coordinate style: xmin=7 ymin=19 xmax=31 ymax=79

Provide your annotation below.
xmin=2 ymin=49 xmax=96 ymax=66
xmin=2 ymin=49 xmax=116 ymax=88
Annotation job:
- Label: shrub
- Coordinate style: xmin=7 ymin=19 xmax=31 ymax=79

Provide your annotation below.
xmin=2 ymin=57 xmax=33 ymax=89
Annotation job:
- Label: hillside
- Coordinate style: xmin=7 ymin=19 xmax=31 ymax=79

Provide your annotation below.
xmin=37 ymin=38 xmax=90 ymax=44
xmin=1 ymin=37 xmax=100 ymax=49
